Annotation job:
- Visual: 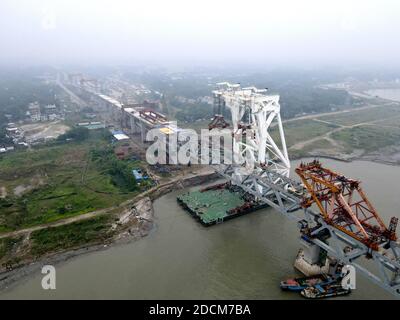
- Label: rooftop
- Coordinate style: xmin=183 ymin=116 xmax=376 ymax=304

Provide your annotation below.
xmin=113 ymin=133 xmax=130 ymax=141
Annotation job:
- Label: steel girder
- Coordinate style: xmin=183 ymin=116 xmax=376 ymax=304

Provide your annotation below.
xmin=301 ymin=208 xmax=400 ymax=297
xmin=214 ymin=163 xmax=400 ymax=298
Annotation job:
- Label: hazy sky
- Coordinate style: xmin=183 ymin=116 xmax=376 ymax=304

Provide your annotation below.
xmin=1 ymin=0 xmax=400 ymax=68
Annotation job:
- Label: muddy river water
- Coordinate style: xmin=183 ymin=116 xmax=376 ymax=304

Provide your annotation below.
xmin=0 ymin=158 xmax=399 ymax=299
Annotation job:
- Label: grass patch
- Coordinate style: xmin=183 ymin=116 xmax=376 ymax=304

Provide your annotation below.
xmin=301 ymin=138 xmax=335 ymax=153
xmin=332 ymin=125 xmax=400 ymax=153
xmin=289 ymin=139 xmax=334 ymax=158
xmin=0 ymin=130 xmax=145 ymax=232
xmin=0 ymin=236 xmax=23 ymax=260
xmin=271 ymin=119 xmax=339 ymax=148
xmin=374 ymin=116 xmax=400 ymax=129
xmin=320 ymin=105 xmax=400 ymax=126
xmin=30 ymin=215 xmax=113 ymax=256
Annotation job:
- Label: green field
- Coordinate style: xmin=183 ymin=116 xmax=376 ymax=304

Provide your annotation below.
xmin=289 ymin=138 xmax=336 ymax=158
xmin=373 ymin=116 xmax=400 ymax=129
xmin=271 ymin=119 xmax=339 ymax=148
xmin=0 ymin=216 xmax=115 ymax=267
xmin=0 ymin=130 xmax=149 ymax=233
xmin=331 ymin=125 xmax=400 ymax=153
xmin=30 ymin=215 xmax=114 ymax=257
xmin=320 ymin=105 xmax=400 ymax=126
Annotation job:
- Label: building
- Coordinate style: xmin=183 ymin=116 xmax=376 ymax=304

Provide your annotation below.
xmin=28 ymin=102 xmax=41 ymax=122
xmin=77 ymin=122 xmax=106 ymax=130
xmin=44 ymin=104 xmax=57 ymax=113
xmin=48 ymin=114 xmax=58 ymax=121
xmin=5 ymin=127 xmax=18 ymax=135
xmin=111 ymin=130 xmax=130 ymax=143
xmin=0 ymin=146 xmax=15 ymax=154
xmin=44 ymin=104 xmax=57 ymax=117
xmin=132 ymin=169 xmax=149 ymax=182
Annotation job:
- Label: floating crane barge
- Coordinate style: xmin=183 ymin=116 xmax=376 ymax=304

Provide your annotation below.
xmin=177 ymin=183 xmax=268 ymax=226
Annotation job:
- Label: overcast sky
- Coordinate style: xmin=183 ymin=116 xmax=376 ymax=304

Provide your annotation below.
xmin=1 ymin=0 xmax=400 ymax=68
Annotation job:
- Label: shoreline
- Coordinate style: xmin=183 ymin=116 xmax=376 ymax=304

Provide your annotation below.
xmin=0 ymin=154 xmax=398 ymax=293
xmin=295 ymin=154 xmax=400 ymax=166
xmin=0 ymin=170 xmax=220 ymax=293
xmin=305 ymin=153 xmax=400 ymax=167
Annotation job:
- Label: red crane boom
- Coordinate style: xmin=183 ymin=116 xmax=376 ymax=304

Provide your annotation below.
xmin=296 ymin=160 xmax=398 ymax=250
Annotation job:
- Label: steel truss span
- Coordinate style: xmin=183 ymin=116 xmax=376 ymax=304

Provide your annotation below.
xmin=215 ymin=162 xmax=400 ymax=297
xmin=211 ymin=82 xmax=400 ymax=298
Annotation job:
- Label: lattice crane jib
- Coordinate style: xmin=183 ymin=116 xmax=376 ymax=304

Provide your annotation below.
xmin=296 ymin=160 xmax=398 ymax=250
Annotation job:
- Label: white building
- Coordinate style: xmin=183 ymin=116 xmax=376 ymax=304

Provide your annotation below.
xmin=28 ymin=102 xmax=41 ymax=122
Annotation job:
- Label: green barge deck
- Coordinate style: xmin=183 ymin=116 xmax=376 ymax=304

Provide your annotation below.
xmin=177 ymin=184 xmax=268 ymax=226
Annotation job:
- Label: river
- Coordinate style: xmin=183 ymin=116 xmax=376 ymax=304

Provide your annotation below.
xmin=0 ymin=158 xmax=399 ymax=299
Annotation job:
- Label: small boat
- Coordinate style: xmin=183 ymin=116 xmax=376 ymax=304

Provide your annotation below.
xmin=280 ymin=274 xmax=335 ymax=292
xmin=301 ymin=284 xmax=351 ymax=299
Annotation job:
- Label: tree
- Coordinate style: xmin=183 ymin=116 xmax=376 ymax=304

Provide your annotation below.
xmin=58 ymin=127 xmax=89 ymax=142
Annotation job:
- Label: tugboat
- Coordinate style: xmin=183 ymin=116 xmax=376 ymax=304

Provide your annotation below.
xmin=280 ymin=274 xmax=335 ymax=292
xmin=300 ymin=284 xmax=351 ymax=299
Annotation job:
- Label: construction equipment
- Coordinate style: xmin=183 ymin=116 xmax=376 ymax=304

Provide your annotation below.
xmin=211 ymin=82 xmax=290 ymax=188
xmin=296 ymin=160 xmax=397 ymax=250
xmin=205 ymin=83 xmax=400 ymax=297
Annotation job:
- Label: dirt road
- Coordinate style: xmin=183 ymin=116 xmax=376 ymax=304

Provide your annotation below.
xmin=0 ymin=166 xmax=216 ymax=240
xmin=289 ymin=112 xmax=400 ymax=151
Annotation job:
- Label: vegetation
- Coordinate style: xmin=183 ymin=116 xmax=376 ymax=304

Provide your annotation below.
xmin=124 ymin=69 xmax=355 ymax=124
xmin=332 ymin=125 xmax=400 ymax=153
xmin=174 ymin=103 xmax=213 ymax=122
xmin=270 ymin=119 xmax=339 ymax=148
xmin=57 ymin=126 xmax=89 ymax=142
xmin=278 ymin=86 xmax=353 ymax=119
xmin=30 ymin=215 xmax=114 ymax=256
xmin=320 ymin=105 xmax=400 ymax=126
xmin=90 ymin=146 xmax=138 ymax=192
xmin=0 ymin=129 xmax=143 ymax=232
xmin=0 ymin=123 xmax=12 ymax=145
xmin=0 ymin=70 xmax=59 ymax=124
xmin=289 ymin=138 xmax=336 ymax=159
xmin=0 ymin=236 xmax=22 ymax=260
xmin=0 ymin=70 xmax=61 ymax=145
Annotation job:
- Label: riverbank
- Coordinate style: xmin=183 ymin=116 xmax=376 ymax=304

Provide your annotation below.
xmin=1 ymin=159 xmax=397 ymax=299
xmin=1 ymin=154 xmax=398 ymax=294
xmin=291 ymin=151 xmax=400 ymax=166
xmin=0 ymin=169 xmax=220 ymax=291
xmin=300 ymin=149 xmax=400 ymax=167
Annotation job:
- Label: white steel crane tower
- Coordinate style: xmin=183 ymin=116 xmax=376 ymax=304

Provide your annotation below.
xmin=212 ymin=82 xmax=290 ymax=189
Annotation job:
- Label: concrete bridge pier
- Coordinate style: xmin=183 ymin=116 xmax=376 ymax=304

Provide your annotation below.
xmin=294 ymin=238 xmax=330 ymax=276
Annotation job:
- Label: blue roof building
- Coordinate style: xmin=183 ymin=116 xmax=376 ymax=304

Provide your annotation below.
xmin=132 ymin=169 xmax=149 ymax=181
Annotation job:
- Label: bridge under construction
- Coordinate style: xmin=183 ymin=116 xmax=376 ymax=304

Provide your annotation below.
xmin=178 ymin=82 xmax=400 ymax=298
xmin=61 ymin=74 xmax=400 ymax=297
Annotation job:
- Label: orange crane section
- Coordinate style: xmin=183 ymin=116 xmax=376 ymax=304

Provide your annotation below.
xmin=296 ymin=160 xmax=398 ymax=250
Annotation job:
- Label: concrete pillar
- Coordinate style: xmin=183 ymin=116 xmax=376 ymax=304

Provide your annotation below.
xmin=130 ymin=116 xmax=135 ymax=134
xmin=141 ymin=123 xmax=145 ymax=142
xmin=302 ymin=239 xmax=322 ymax=265
xmin=294 ymin=238 xmax=330 ymax=276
